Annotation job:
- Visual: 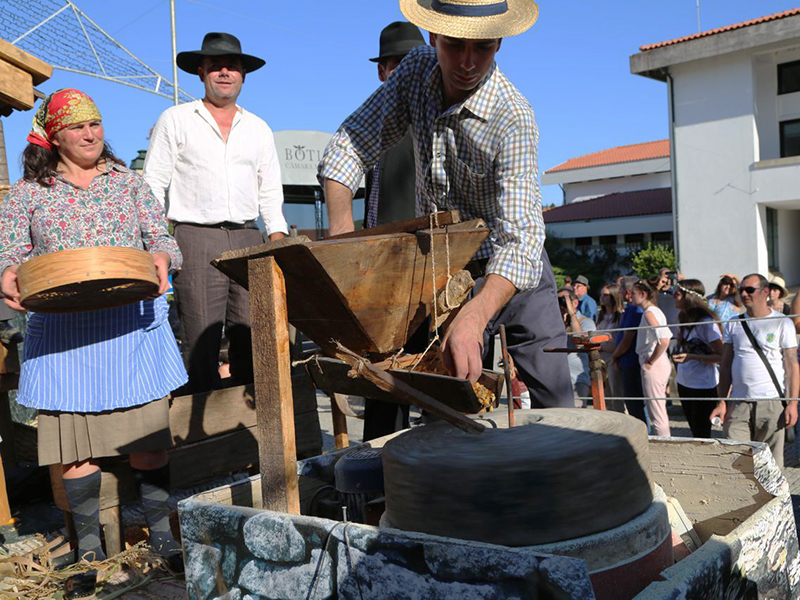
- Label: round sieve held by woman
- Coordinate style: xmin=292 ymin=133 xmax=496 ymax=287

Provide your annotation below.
xmin=0 ymin=89 xmax=188 ymax=571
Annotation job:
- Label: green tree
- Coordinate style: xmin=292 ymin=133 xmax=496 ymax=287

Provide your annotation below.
xmin=630 ymin=243 xmax=676 ymax=280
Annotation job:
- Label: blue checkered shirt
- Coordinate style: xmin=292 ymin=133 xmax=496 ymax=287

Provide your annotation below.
xmin=318 ymin=45 xmax=545 ymax=291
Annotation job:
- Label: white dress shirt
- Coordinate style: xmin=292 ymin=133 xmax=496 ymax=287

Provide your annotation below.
xmin=143 ymin=99 xmax=288 ymax=235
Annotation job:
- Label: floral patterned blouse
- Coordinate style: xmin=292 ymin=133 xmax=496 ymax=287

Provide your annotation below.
xmin=0 ymin=163 xmax=181 ymax=275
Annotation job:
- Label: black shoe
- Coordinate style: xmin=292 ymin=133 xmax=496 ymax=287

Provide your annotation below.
xmin=64 ymin=570 xmax=98 ymax=599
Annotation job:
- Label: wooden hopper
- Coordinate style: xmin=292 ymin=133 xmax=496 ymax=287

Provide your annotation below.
xmin=213 ymin=214 xmax=489 ymax=356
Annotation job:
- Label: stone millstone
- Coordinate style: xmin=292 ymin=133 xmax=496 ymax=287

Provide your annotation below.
xmin=382 ymin=408 xmax=653 ymax=546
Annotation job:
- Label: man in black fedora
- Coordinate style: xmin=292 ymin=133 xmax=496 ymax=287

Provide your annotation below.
xmin=144 ymin=32 xmax=288 ymax=393
xmin=364 ymin=21 xmax=425 ymax=229
xmin=362 ymin=22 xmax=426 ymax=441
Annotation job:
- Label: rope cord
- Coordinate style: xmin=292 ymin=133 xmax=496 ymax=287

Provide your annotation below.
xmin=578 ymin=396 xmax=800 ymax=402
xmin=571 ymin=312 xmax=800 ymax=337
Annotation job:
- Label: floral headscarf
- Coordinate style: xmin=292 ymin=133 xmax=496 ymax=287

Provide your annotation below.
xmin=27 ymin=89 xmax=102 ymax=150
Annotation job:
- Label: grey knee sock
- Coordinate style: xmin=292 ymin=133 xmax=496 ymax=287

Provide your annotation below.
xmin=63 ymin=469 xmax=107 ymax=562
xmin=132 ymin=464 xmax=181 ymax=557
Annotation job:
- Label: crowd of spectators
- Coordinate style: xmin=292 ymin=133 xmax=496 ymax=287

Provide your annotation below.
xmin=559 ymin=269 xmax=800 ymax=468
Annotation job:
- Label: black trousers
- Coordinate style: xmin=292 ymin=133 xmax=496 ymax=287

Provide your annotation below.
xmin=677 ymin=383 xmax=717 ymax=439
xmin=173 ymin=223 xmax=263 ymax=393
xmin=480 ymin=249 xmax=573 ymax=408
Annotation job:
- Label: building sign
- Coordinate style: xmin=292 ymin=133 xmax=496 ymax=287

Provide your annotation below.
xmin=274 ymin=130 xmax=334 ymax=187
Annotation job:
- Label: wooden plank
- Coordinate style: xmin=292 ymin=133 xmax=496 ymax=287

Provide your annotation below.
xmin=0 ymin=61 xmax=33 ymax=111
xmin=215 ymin=239 xmax=374 ymax=356
xmin=312 ymin=223 xmax=488 ymax=353
xmin=99 ymin=506 xmax=123 ymax=557
xmin=334 ymin=346 xmax=484 ymax=434
xmin=0 ymin=452 xmax=11 ymax=525
xmin=249 ymin=256 xmax=300 ymax=514
xmin=0 ymin=39 xmax=52 ymax=85
xmin=307 ymin=357 xmax=501 ymax=414
xmin=327 ymin=210 xmax=461 ymax=240
xmin=169 ymin=384 xmax=256 ymax=447
xmin=169 ymin=428 xmax=259 ymax=489
xmin=330 ymin=393 xmax=349 ymax=450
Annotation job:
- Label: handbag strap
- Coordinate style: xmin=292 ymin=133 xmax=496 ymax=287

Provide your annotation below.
xmin=739 ymin=315 xmax=785 ymax=398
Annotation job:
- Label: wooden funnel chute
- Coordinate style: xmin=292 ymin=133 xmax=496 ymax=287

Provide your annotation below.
xmin=212 ymin=212 xmax=489 ymax=356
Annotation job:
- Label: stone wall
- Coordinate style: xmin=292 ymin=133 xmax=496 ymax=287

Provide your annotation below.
xmin=179 ymin=499 xmax=595 ymax=599
xmin=179 ymin=437 xmax=800 ymax=600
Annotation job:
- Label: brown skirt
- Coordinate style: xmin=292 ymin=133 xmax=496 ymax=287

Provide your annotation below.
xmin=38 ymin=397 xmax=172 ymax=466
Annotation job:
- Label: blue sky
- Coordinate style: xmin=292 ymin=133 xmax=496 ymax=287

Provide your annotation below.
xmin=3 ymin=0 xmax=798 ymax=228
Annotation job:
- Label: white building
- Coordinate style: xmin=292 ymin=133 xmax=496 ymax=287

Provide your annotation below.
xmin=541 ymin=140 xmax=673 ymax=254
xmin=631 ymin=8 xmax=800 ymax=288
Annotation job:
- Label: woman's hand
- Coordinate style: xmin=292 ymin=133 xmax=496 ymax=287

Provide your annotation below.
xmin=672 ymin=352 xmax=687 ymax=364
xmin=0 ymin=266 xmax=24 ymax=311
xmin=642 ymin=361 xmax=653 ymax=372
xmin=152 ymin=252 xmax=171 ymax=296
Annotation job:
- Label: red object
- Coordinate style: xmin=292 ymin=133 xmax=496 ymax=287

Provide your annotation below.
xmin=546 ymin=140 xmax=669 ymax=173
xmin=543 ymin=188 xmax=671 ymax=224
xmin=640 ymin=7 xmax=800 ymax=51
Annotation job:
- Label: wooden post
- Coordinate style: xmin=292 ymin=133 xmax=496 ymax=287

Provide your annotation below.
xmin=330 ymin=393 xmax=349 ymax=450
xmin=0 ymin=449 xmax=11 ymax=526
xmin=249 ymin=256 xmax=300 ymax=514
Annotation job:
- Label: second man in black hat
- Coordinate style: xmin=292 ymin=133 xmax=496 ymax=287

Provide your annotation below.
xmin=362 ymin=22 xmax=426 ymax=441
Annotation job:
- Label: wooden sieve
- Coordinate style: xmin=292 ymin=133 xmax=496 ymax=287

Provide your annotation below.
xmin=16 ymin=247 xmax=160 ymax=313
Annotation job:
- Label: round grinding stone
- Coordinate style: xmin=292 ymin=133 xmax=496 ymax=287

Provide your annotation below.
xmin=382 ymin=408 xmax=653 ymax=546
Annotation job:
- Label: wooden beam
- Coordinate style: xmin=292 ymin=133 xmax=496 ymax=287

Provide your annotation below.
xmin=0 ymin=61 xmax=33 ymax=111
xmin=327 ymin=210 xmax=461 ymax=240
xmin=330 ymin=393 xmax=349 ymax=450
xmin=0 ymin=452 xmax=11 ymax=526
xmin=334 ymin=344 xmax=484 ymax=434
xmin=249 ymin=256 xmax=300 ymax=514
xmin=0 ymin=39 xmax=52 ymax=85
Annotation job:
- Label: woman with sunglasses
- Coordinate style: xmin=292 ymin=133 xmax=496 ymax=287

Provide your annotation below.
xmin=708 ymin=275 xmax=743 ymax=323
xmin=632 ymin=279 xmax=673 ymax=436
xmin=672 ymin=280 xmax=723 ymax=438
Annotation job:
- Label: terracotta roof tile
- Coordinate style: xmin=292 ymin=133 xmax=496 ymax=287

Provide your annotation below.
xmin=545 ymin=140 xmax=670 ymax=174
xmin=640 ymin=8 xmax=800 ymax=51
xmin=543 ymin=188 xmax=672 ymax=224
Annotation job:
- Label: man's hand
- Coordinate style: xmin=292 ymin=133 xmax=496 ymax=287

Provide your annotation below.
xmin=709 ymin=400 xmax=727 ymax=425
xmin=0 ymin=265 xmax=24 ymax=311
xmin=441 ymin=301 xmax=486 ymax=383
xmin=269 ymin=232 xmax=286 ymax=241
xmin=672 ymin=352 xmax=687 ymax=364
xmin=785 ymin=401 xmax=798 ymax=428
xmin=152 ymin=252 xmax=171 ymax=295
xmin=441 ymin=274 xmax=516 ymax=384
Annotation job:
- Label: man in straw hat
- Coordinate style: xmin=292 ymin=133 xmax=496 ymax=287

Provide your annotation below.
xmin=318 ymin=0 xmax=573 ymax=407
xmin=144 ymin=32 xmax=288 ymax=393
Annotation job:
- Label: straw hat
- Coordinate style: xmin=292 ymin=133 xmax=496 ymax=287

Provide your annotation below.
xmin=400 ymin=0 xmax=539 ymax=39
xmin=769 ymin=275 xmax=788 ymax=298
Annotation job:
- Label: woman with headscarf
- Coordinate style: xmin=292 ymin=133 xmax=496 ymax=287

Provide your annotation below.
xmin=0 ymin=89 xmax=187 ymax=571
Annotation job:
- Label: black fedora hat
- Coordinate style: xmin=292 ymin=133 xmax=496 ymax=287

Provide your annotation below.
xmin=369 ymin=21 xmax=425 ymax=63
xmin=176 ymin=32 xmax=265 ymax=74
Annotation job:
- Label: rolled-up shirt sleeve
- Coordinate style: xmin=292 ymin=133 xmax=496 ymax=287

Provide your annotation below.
xmin=0 ymin=185 xmax=33 ymax=275
xmin=485 ymin=123 xmax=544 ymax=291
xmin=258 ymin=125 xmax=289 ymax=236
xmin=317 ymin=57 xmax=413 ymax=193
xmin=133 ymin=174 xmax=183 ymax=271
